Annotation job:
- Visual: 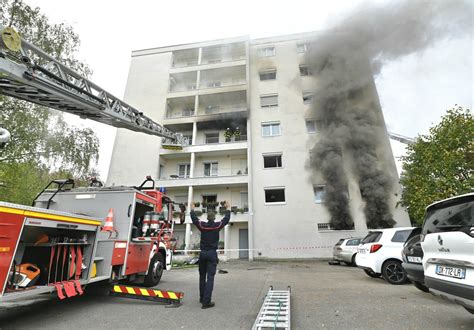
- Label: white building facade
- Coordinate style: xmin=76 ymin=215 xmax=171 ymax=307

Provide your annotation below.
xmin=107 ymin=32 xmax=411 ymax=260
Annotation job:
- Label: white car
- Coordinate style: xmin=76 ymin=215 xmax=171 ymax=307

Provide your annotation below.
xmin=356 ymin=227 xmax=416 ymax=284
xmin=332 ymin=237 xmax=362 ymax=265
xmin=421 ymin=193 xmax=474 ymax=314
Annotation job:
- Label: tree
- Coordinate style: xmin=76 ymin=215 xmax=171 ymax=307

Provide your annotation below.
xmin=0 ymin=0 xmax=99 ymax=204
xmin=400 ymin=106 xmax=473 ymax=225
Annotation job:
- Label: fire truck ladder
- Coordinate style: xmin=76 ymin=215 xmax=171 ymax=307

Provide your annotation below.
xmin=252 ymin=286 xmax=291 ymax=330
xmin=0 ymin=25 xmax=185 ymax=148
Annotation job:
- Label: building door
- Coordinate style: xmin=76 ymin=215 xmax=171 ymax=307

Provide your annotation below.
xmin=239 ymin=229 xmax=249 ymax=259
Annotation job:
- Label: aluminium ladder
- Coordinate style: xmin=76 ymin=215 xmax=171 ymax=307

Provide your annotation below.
xmin=252 ymin=286 xmax=291 ymax=330
xmin=0 ymin=24 xmax=185 ymax=148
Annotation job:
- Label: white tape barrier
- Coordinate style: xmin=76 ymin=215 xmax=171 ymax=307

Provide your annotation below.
xmin=174 ymin=245 xmax=334 ymax=253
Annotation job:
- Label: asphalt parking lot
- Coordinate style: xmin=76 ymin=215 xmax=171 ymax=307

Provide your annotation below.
xmin=0 ymin=260 xmax=472 ymax=329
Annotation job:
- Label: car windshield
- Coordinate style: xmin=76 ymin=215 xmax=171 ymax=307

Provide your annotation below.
xmin=361 ymin=231 xmax=382 ymax=244
xmin=335 ymin=239 xmax=344 ymax=246
xmin=422 ymin=197 xmax=474 ymax=236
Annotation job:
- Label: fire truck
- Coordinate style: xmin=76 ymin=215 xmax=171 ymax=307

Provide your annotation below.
xmin=0 ymin=25 xmax=187 ymax=302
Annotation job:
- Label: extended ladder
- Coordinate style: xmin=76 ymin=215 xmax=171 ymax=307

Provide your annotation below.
xmin=252 ymin=286 xmax=291 ymax=330
xmin=0 ymin=25 xmax=185 ymax=148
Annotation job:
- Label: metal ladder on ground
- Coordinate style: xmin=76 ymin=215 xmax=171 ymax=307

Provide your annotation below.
xmin=252 ymin=286 xmax=291 ymax=330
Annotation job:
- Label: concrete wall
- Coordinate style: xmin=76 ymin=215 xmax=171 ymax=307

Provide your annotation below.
xmin=248 ymin=36 xmax=411 ymax=259
xmin=107 ymin=52 xmax=172 ymax=186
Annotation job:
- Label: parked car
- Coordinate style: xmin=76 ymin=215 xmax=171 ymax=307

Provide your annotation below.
xmin=401 ymin=227 xmax=429 ymax=292
xmin=421 ymin=193 xmax=474 ymax=314
xmin=356 ymin=227 xmax=416 ymax=284
xmin=331 ymin=238 xmax=362 ymax=265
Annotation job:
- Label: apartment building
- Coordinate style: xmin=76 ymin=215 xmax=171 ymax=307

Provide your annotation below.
xmin=107 ymin=31 xmax=411 ymax=260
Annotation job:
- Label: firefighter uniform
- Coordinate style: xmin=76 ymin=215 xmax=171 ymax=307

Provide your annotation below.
xmin=190 ymin=209 xmax=231 ymax=308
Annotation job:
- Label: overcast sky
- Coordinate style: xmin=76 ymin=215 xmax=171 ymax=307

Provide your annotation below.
xmin=26 ymin=0 xmax=473 ymax=180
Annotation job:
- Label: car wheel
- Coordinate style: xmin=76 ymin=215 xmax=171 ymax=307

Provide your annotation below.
xmin=464 ymin=307 xmax=474 ymax=314
xmin=351 ymin=254 xmax=357 ymax=266
xmin=413 ymin=281 xmax=429 ymax=293
xmin=364 ymin=269 xmax=381 ymax=278
xmin=143 ymin=253 xmax=164 ymax=287
xmin=382 ymin=260 xmax=407 ymax=285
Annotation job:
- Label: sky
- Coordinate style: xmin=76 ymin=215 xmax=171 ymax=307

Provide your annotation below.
xmin=25 ymin=0 xmax=473 ymax=180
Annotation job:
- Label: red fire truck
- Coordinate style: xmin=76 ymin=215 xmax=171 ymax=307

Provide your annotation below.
xmin=0 ymin=177 xmax=179 ymax=302
xmin=0 ymin=24 xmax=189 ymax=303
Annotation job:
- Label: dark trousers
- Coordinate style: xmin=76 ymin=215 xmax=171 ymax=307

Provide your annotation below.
xmin=199 ymin=250 xmax=218 ymax=304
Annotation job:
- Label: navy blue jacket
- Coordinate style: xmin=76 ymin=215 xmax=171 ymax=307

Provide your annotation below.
xmin=190 ymin=210 xmax=231 ymax=251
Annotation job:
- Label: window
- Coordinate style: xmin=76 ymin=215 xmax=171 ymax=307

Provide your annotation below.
xmin=261 ymin=123 xmax=281 ymax=137
xmin=313 ymin=185 xmax=326 ymax=203
xmin=258 ymin=46 xmax=275 ymax=57
xmin=391 ymin=229 xmax=413 ymax=243
xmin=178 ymin=164 xmax=191 ymax=178
xmin=260 ymin=94 xmax=278 ymax=108
xmin=318 ymin=223 xmax=334 ymax=231
xmin=302 ymin=91 xmax=314 ymax=104
xmin=297 ymin=43 xmax=307 ymax=54
xmin=361 ymin=231 xmax=382 ymax=244
xmin=205 ymin=132 xmax=219 ymax=144
xmin=299 ymin=65 xmax=311 ymax=76
xmin=346 ymin=239 xmax=361 ymax=246
xmin=259 ymin=69 xmax=277 ymax=81
xmin=263 ymin=154 xmax=282 ymax=168
xmin=265 ymin=188 xmax=285 ymax=203
xmin=305 ymin=120 xmax=318 ymax=133
xmin=204 ymin=162 xmax=218 ymax=177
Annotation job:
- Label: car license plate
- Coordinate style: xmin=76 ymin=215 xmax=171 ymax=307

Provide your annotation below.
xmin=435 ymin=265 xmax=466 ymax=279
xmin=407 ymin=256 xmax=422 ymax=263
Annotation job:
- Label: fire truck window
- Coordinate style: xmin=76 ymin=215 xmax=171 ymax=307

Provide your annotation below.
xmin=132 ymin=202 xmax=153 ymax=238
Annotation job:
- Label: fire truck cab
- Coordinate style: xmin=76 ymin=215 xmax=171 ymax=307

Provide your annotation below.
xmin=0 ymin=177 xmax=177 ymax=302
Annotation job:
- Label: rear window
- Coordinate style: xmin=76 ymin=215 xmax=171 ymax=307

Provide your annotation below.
xmin=362 ymin=232 xmax=382 ymax=244
xmin=391 ymin=229 xmax=413 ymax=243
xmin=346 ymin=238 xmax=361 ymax=246
xmin=422 ymin=197 xmax=474 ymax=236
xmin=335 ymin=239 xmax=344 ymax=246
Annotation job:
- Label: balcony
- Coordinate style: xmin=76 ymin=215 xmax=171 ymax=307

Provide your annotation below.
xmin=170 ymin=42 xmax=247 ymax=74
xmin=169 ymin=72 xmax=198 ymax=93
xmin=166 ymin=96 xmax=195 ymax=119
xmin=155 ymin=170 xmax=248 ymax=188
xmin=172 ymin=48 xmax=199 ymax=68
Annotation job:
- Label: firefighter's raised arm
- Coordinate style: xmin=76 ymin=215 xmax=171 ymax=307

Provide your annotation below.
xmin=220 ymin=201 xmax=231 ymax=227
xmin=190 ymin=202 xmax=201 ymax=228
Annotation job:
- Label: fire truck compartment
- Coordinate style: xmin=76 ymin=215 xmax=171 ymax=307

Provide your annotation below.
xmin=0 ymin=202 xmax=102 ymax=300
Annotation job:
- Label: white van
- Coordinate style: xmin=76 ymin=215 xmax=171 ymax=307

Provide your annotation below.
xmin=421 ymin=193 xmax=474 ymax=314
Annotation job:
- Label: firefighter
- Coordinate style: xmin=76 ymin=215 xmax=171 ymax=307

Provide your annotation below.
xmin=190 ymin=201 xmax=231 ymax=309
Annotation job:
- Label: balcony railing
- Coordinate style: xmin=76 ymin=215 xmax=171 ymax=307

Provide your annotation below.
xmin=200 ymin=104 xmax=247 ymax=115
xmin=166 ymin=109 xmax=195 ymax=119
xmin=159 ymin=167 xmax=248 ymax=180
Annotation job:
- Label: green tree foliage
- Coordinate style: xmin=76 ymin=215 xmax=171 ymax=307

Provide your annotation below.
xmin=0 ymin=0 xmax=99 ymax=204
xmin=400 ymin=106 xmax=473 ymax=224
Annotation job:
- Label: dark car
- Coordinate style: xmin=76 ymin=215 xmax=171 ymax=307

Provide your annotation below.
xmin=401 ymin=227 xmax=428 ymax=292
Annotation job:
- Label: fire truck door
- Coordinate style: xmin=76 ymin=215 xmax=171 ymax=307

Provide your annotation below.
xmin=124 ymin=242 xmax=152 ymax=275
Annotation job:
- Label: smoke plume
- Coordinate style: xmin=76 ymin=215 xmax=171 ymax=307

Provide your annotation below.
xmin=308 ymin=0 xmax=472 ymax=229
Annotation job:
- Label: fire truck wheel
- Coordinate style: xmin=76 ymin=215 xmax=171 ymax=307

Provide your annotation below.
xmin=144 ymin=253 xmax=164 ymax=287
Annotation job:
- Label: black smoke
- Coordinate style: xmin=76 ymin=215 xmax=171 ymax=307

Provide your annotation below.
xmin=307 ymin=0 xmax=472 ymax=229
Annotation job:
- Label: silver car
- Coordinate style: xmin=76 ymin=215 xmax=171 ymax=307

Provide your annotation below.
xmin=332 ymin=238 xmax=362 ymax=265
